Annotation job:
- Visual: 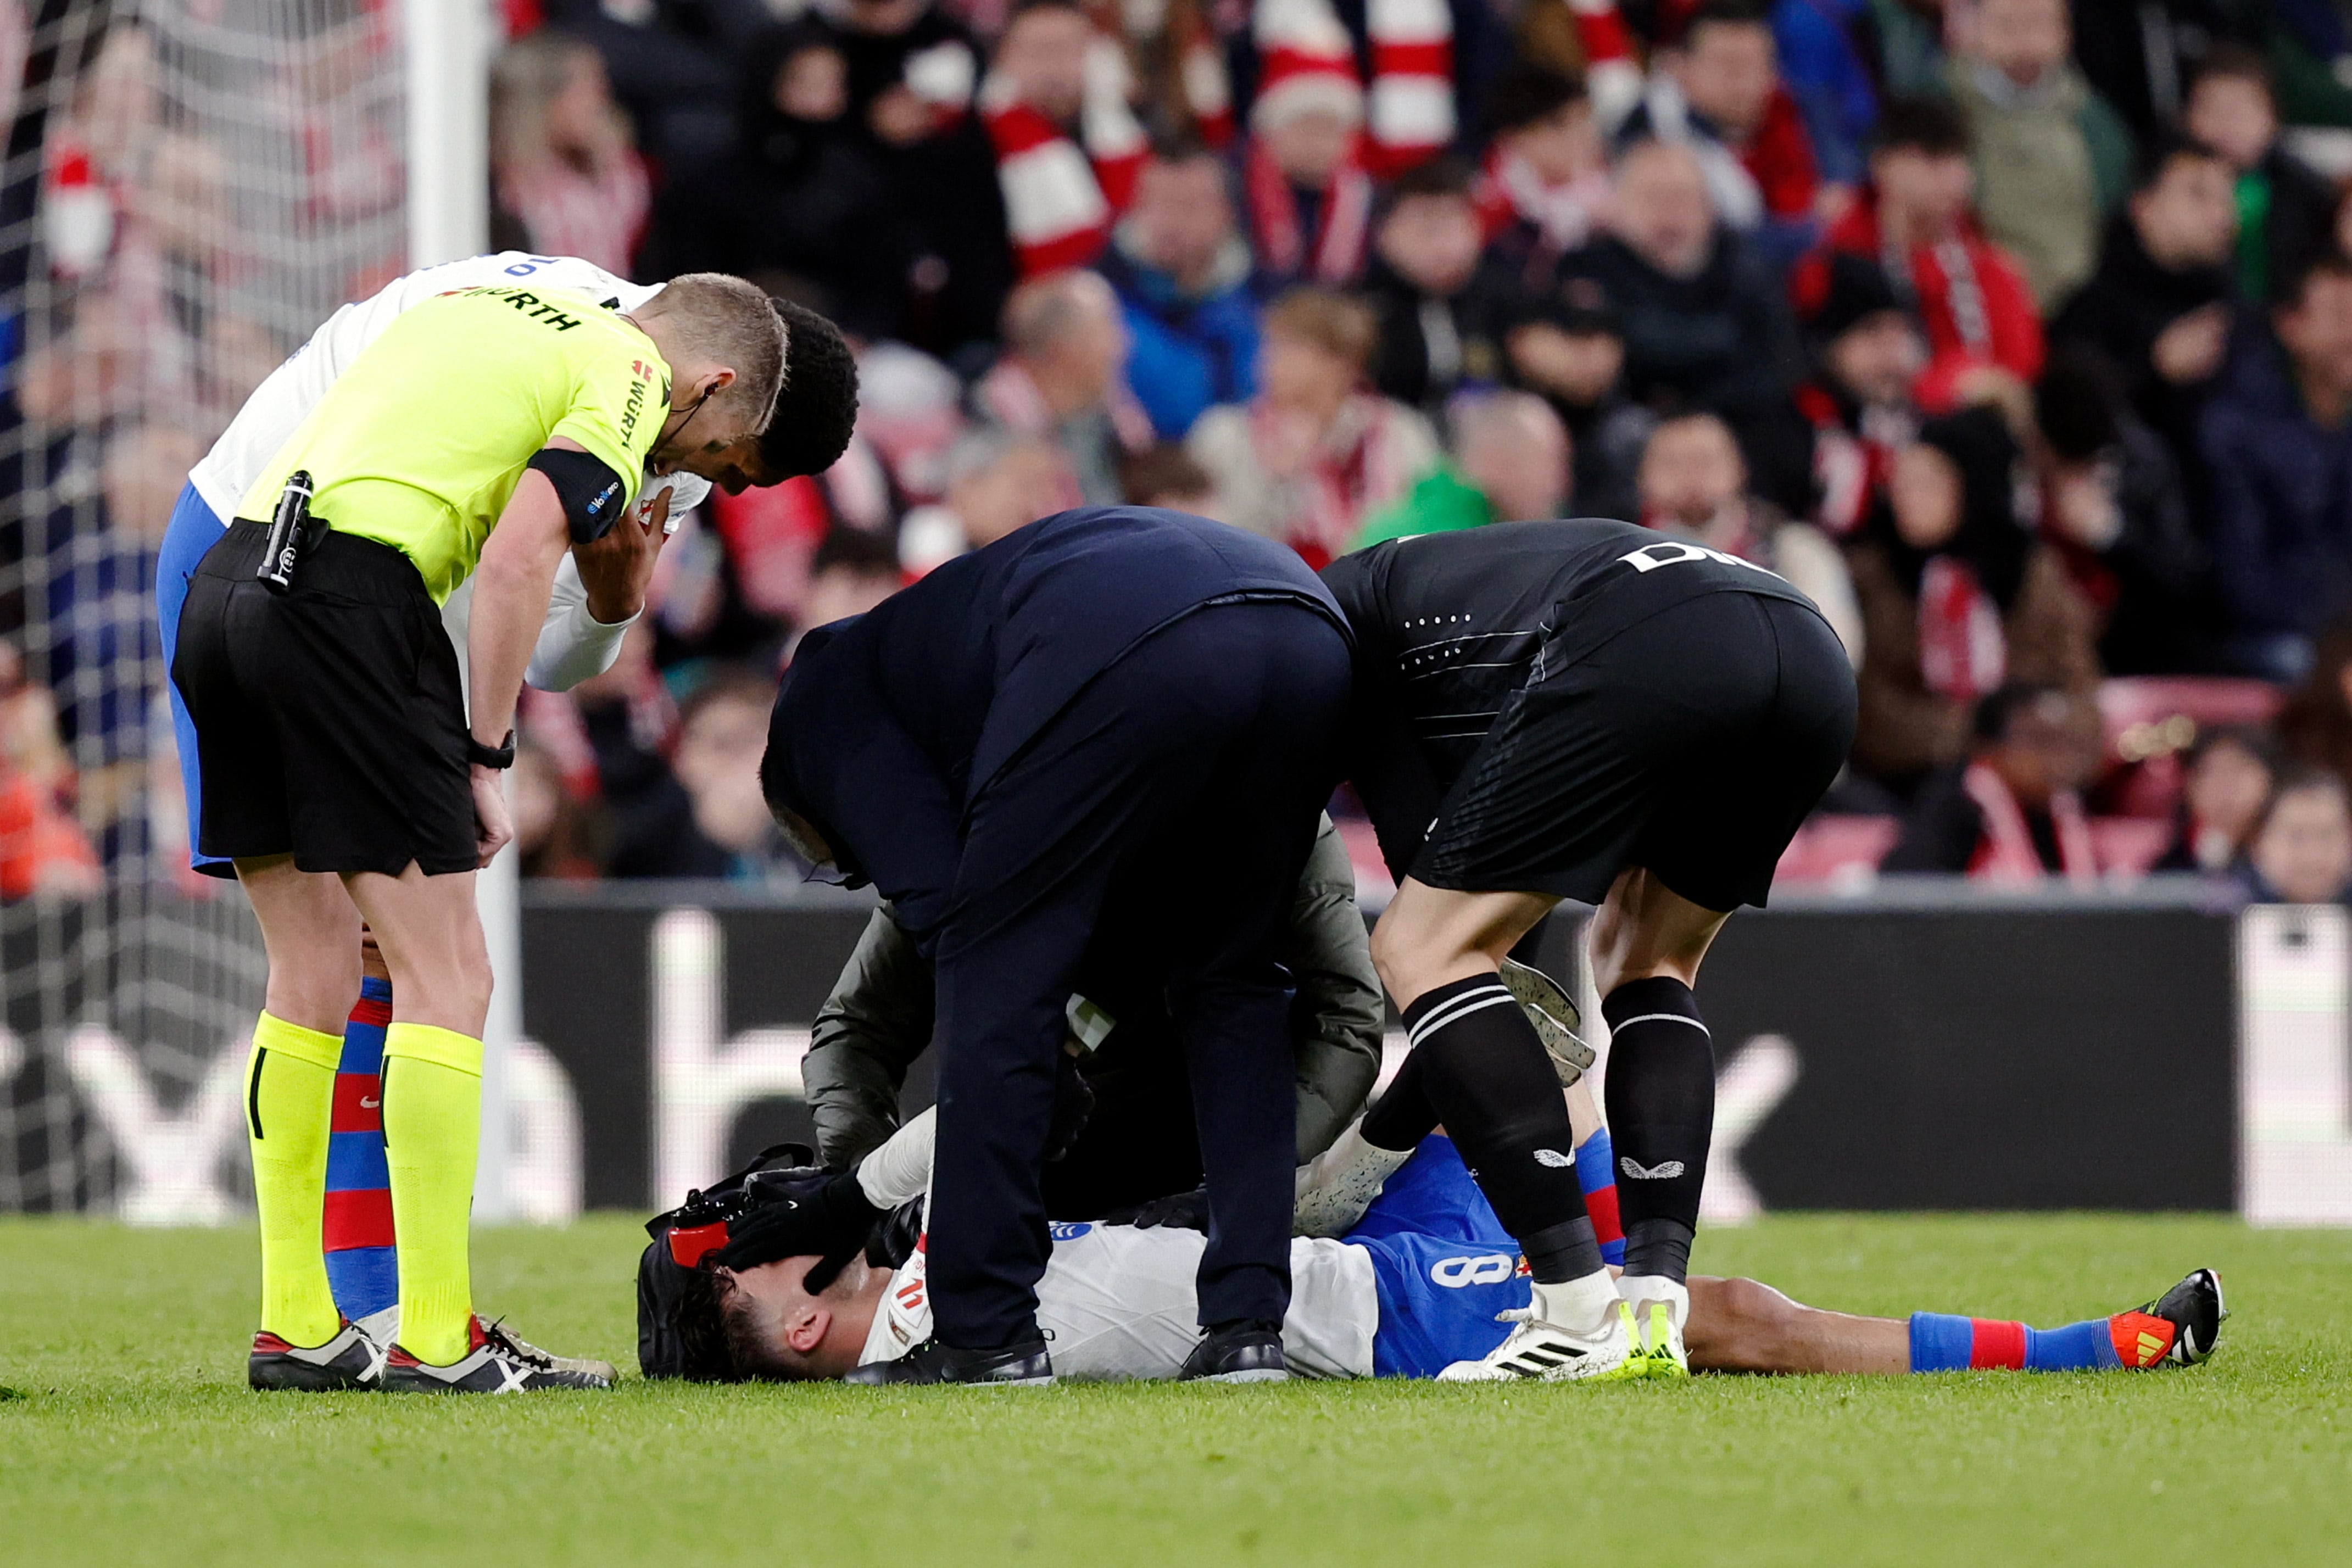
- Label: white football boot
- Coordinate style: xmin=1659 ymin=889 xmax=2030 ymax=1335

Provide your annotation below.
xmin=1437 ymin=1275 xmax=1648 ymax=1383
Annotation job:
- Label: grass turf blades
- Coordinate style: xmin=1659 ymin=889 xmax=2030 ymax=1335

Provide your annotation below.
xmin=1 ymin=1214 xmax=2345 ymax=1567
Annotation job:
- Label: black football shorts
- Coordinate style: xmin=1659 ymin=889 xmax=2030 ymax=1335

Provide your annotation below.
xmin=1415 ymin=590 xmax=1856 ymax=912
xmin=170 ymin=520 xmax=477 ymax=877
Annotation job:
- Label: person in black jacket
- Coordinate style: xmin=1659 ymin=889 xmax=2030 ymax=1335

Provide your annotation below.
xmin=799 ymin=814 xmax=1384 ymax=1215
xmin=2032 ymin=353 xmax=2217 ymax=675
xmin=759 ymin=507 xmax=1354 ymax=1386
xmin=1557 ymin=137 xmax=1803 ymax=429
xmin=831 ymin=0 xmax=1012 ymax=352
xmin=1503 ymin=278 xmax=1657 ymax=523
xmin=2185 ymin=44 xmax=2337 ymax=304
xmin=2049 ymin=130 xmax=2239 ymax=468
xmin=1361 ymin=159 xmax=1527 ymax=421
xmin=644 ymin=21 xmax=917 ymax=337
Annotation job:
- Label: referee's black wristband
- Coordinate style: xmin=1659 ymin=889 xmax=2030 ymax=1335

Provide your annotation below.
xmin=468 ymin=731 xmax=516 ymax=769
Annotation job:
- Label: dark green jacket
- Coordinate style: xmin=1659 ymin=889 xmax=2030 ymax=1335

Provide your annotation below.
xmin=801 ymin=814 xmax=1384 ymax=1169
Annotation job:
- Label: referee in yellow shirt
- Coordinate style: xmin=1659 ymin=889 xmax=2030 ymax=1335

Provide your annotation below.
xmin=173 ymin=274 xmax=784 ymax=1393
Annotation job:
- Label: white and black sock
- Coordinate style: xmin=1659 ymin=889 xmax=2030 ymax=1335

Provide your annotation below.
xmin=1384 ymin=975 xmax=1606 ymax=1285
xmin=1600 ymin=976 xmax=1712 ymax=1284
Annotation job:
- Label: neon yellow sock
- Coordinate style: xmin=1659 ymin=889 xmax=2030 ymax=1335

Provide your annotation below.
xmin=246 ymin=1012 xmax=343 ymax=1347
xmin=381 ymin=1023 xmax=483 ymax=1366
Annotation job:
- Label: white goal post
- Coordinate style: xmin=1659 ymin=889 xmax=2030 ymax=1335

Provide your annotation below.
xmin=402 ymin=0 xmax=519 ymax=1222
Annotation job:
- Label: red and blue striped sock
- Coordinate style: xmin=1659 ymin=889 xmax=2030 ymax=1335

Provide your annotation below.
xmin=1908 ymin=1312 xmax=2125 ymax=1372
xmin=1575 ymin=1128 xmax=1625 ymax=1268
xmin=323 ymin=976 xmax=398 ymax=1324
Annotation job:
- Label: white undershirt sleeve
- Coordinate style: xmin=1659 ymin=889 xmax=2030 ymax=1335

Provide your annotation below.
xmin=856 ymin=1106 xmax=936 ymax=1209
xmin=523 ymin=470 xmax=712 ymax=691
xmin=525 ymin=553 xmax=634 ymax=691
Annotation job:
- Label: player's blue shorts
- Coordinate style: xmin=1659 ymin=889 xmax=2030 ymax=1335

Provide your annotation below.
xmin=155 ymin=481 xmax=232 ymax=877
xmin=1345 ymin=1136 xmax=1533 ymax=1377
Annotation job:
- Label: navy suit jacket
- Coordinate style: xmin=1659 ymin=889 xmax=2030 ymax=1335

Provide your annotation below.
xmin=763 ymin=507 xmax=1346 ymax=945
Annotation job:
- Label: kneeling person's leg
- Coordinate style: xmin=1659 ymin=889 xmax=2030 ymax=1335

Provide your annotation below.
xmin=1066 ymin=606 xmax=1347 ymax=1367
xmin=1162 ymin=612 xmax=1351 ymax=1332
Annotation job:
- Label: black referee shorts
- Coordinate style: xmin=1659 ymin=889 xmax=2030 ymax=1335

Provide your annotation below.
xmin=1417 ymin=590 xmax=1855 ymax=912
xmin=170 ymin=520 xmax=477 ymax=877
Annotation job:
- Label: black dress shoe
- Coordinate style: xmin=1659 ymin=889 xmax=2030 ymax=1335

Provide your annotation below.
xmin=843 ymin=1336 xmax=1054 ymax=1387
xmin=1179 ymin=1320 xmax=1288 ymax=1383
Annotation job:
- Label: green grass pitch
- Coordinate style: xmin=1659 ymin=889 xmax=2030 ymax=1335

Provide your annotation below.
xmin=2 ymin=1214 xmax=2347 ymax=1567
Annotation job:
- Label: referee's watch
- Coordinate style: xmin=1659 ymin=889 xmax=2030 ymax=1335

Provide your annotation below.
xmin=468 ymin=730 xmax=517 ymax=770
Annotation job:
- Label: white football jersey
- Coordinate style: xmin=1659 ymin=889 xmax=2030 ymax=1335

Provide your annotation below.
xmin=188 ymin=252 xmax=665 ymax=521
xmin=857 ymin=1224 xmax=1380 ymax=1381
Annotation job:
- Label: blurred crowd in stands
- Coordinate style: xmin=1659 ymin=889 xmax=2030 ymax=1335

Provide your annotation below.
xmin=26 ymin=0 xmax=2352 ymax=903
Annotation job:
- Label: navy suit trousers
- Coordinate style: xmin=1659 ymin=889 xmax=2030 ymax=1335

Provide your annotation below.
xmin=926 ymin=599 xmax=1353 ymax=1347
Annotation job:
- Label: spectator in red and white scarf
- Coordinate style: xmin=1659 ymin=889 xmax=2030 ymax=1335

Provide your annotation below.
xmin=982 ymin=0 xmax=1147 ymax=276
xmin=971 ymin=270 xmax=1153 ymax=505
xmin=1882 ymin=682 xmax=2104 ymax=884
xmin=490 ymin=30 xmax=650 ymax=278
xmin=1240 ymin=0 xmax=1375 ymax=288
xmin=1476 ymin=64 xmax=1613 ymax=287
xmin=1803 ymin=96 xmax=2043 ymax=412
xmin=1775 ymin=249 xmax=1924 ymax=536
xmin=1890 ymin=408 xmax=2035 ymax=704
xmin=1187 ymin=287 xmax=1439 ymax=566
xmin=1844 ymin=405 xmax=2103 ymax=787
xmin=1609 ymin=14 xmax=1768 ymax=232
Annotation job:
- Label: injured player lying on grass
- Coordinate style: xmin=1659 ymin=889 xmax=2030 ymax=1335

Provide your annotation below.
xmin=653 ymin=1102 xmax=2227 ymax=1386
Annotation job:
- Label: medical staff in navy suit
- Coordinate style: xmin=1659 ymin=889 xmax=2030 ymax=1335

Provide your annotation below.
xmin=761 ymin=506 xmax=1353 ymax=1385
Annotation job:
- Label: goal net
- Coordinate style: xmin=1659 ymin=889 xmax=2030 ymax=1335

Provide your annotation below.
xmin=0 ymin=0 xmax=417 ymax=1218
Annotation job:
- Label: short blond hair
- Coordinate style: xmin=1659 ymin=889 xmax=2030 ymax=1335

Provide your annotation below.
xmin=638 ymin=274 xmax=786 ymax=434
xmin=1263 ymin=288 xmax=1379 ymax=371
